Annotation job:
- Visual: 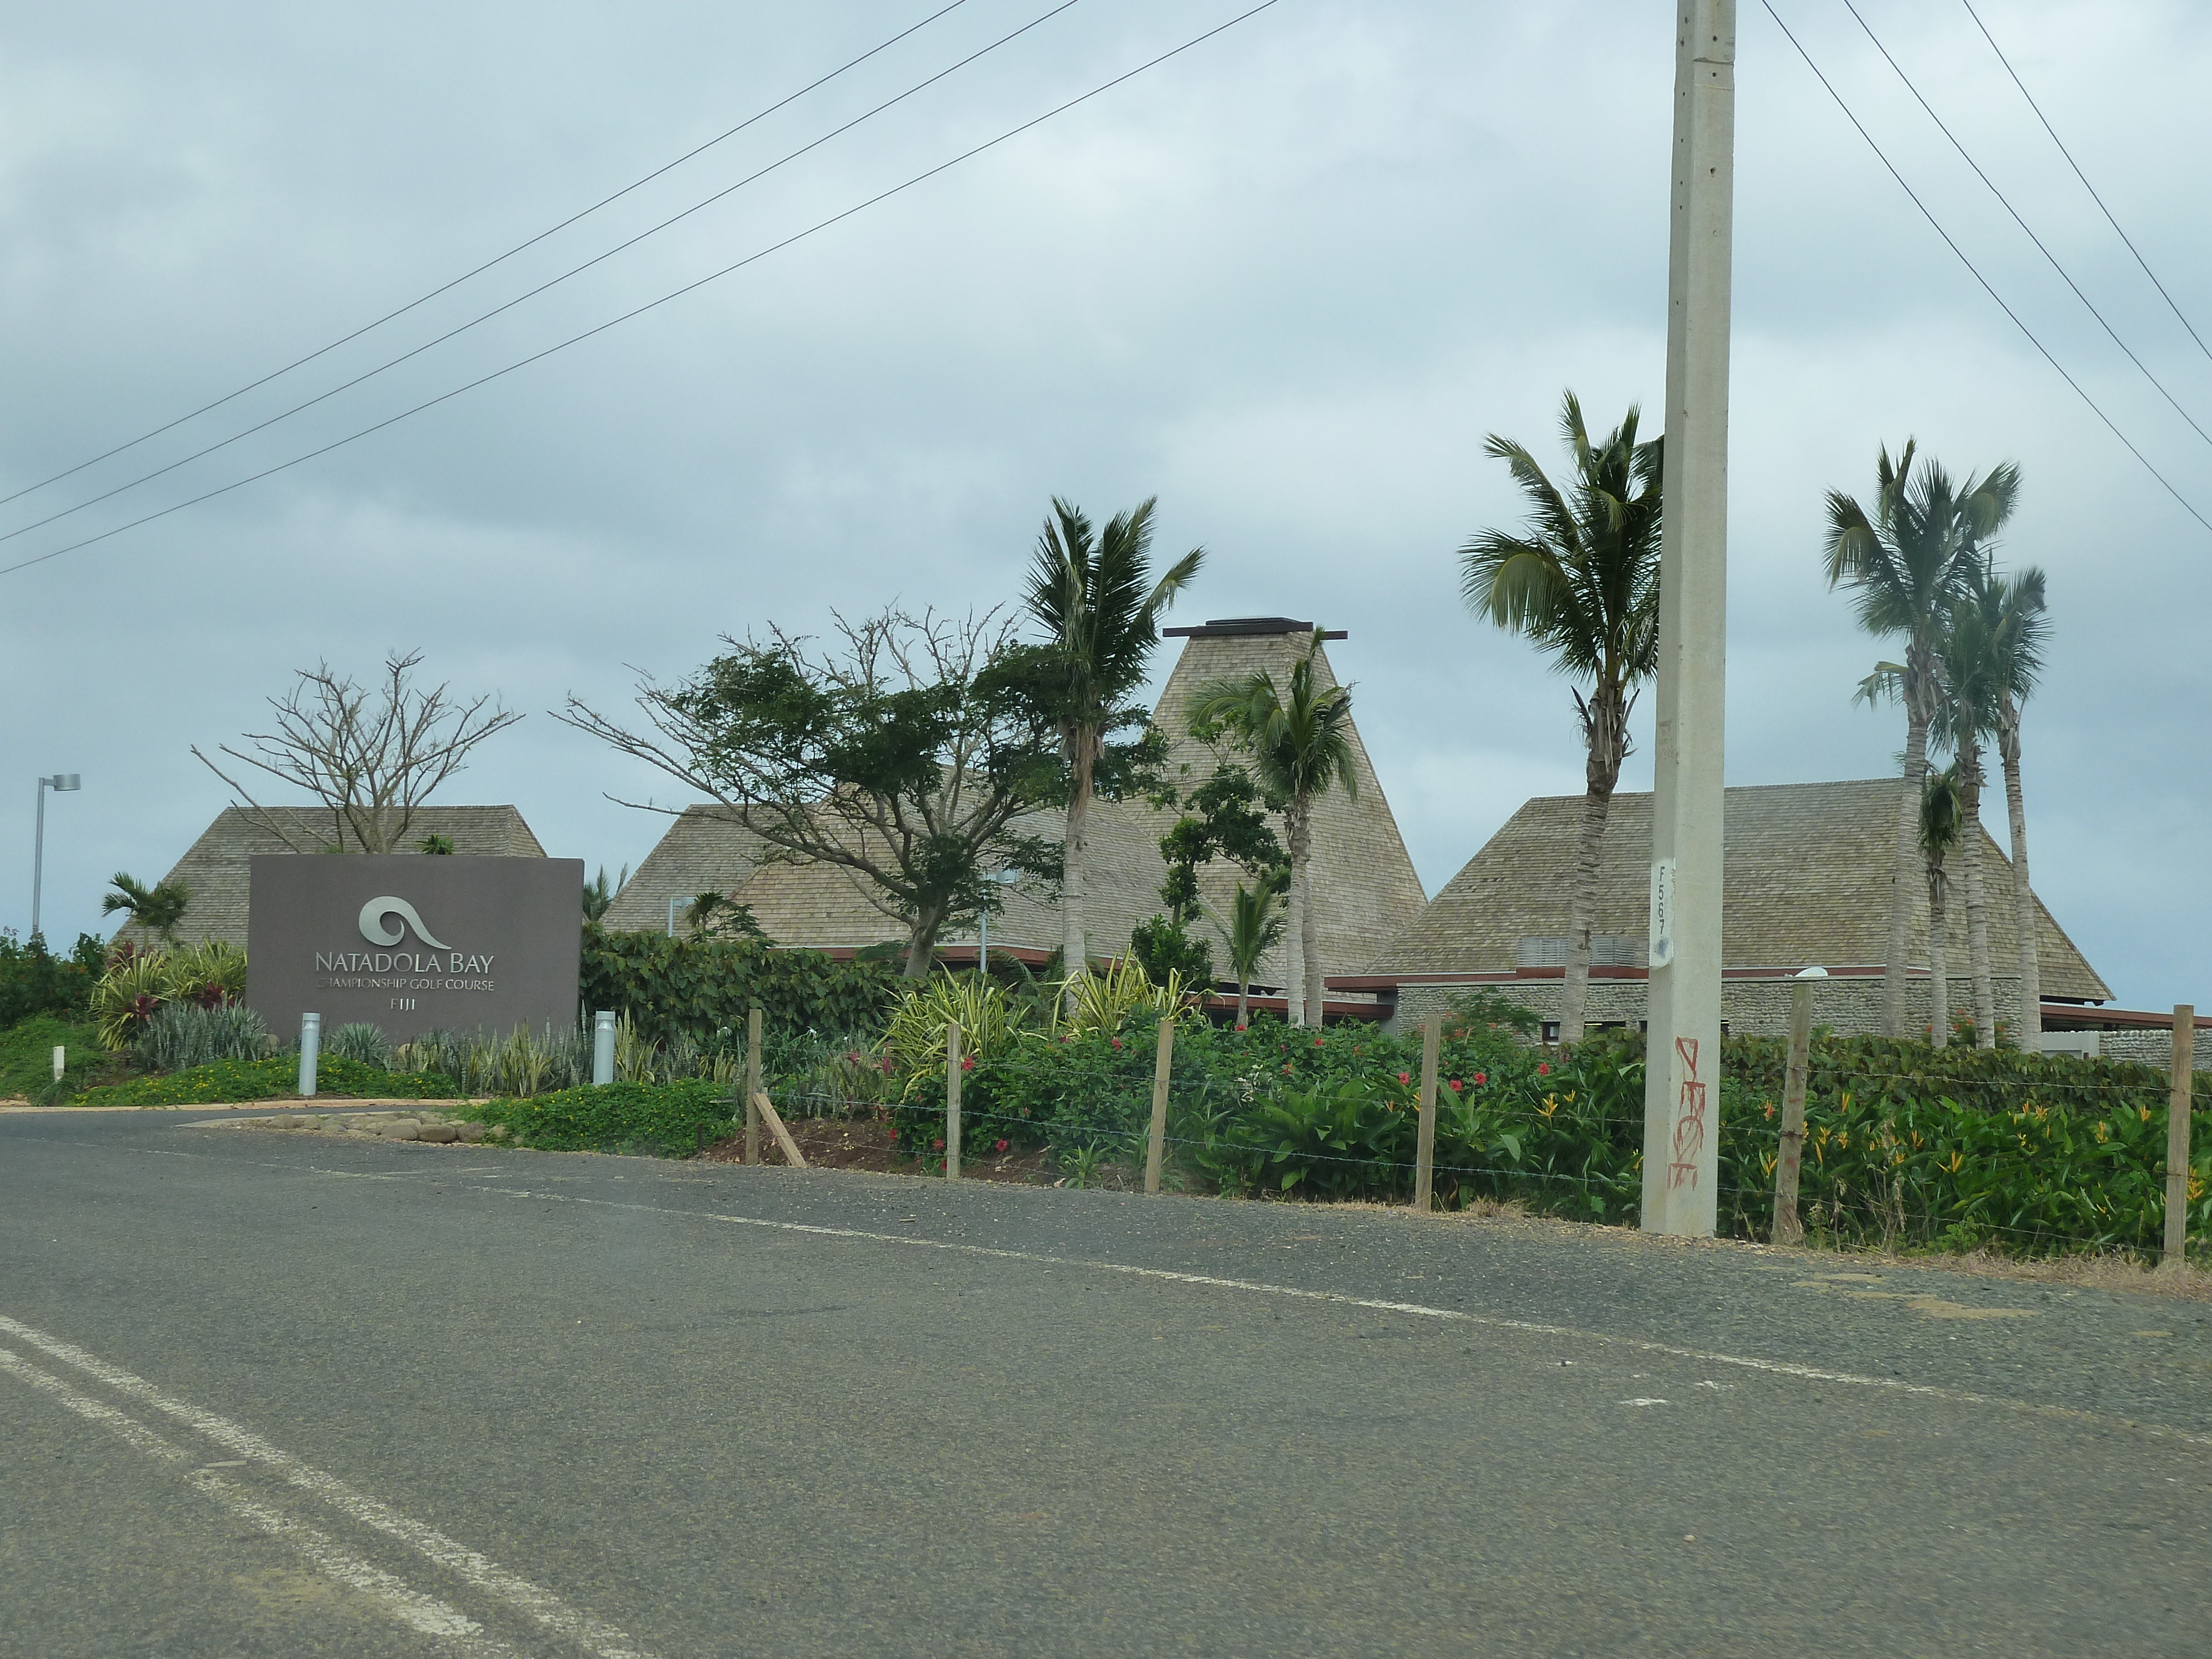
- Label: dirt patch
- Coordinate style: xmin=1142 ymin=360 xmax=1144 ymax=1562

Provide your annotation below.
xmin=695 ymin=1113 xmax=1060 ymax=1185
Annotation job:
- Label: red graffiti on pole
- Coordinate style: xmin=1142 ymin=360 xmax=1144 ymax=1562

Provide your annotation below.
xmin=1668 ymin=1035 xmax=1705 ymax=1190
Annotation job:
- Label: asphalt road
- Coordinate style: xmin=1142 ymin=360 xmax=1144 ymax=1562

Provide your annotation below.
xmin=4 ymin=1107 xmax=2209 ymax=1658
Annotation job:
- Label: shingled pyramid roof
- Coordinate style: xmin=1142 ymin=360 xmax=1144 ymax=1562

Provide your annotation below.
xmin=615 ymin=619 xmax=1430 ymax=985
xmin=1364 ymin=779 xmax=2109 ymax=1001
xmin=124 ymin=805 xmax=547 ymax=949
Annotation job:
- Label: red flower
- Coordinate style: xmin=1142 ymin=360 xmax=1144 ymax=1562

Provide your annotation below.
xmin=1397 ymin=1071 xmax=1411 ymax=1085
xmin=1312 ymin=1037 xmax=1324 ymax=1047
xmin=1537 ymin=1062 xmax=1551 ymax=1076
xmin=1111 ymin=1037 xmax=1123 ymax=1050
xmin=1473 ymin=1072 xmax=1488 ymax=1086
xmin=960 ymin=1056 xmax=975 ymax=1072
xmin=1235 ymin=1024 xmax=1247 ymax=1032
xmin=932 ymin=1137 xmax=945 ymax=1150
xmin=994 ymin=1139 xmax=1009 ymax=1152
xmin=1449 ymin=1078 xmax=1463 ymax=1092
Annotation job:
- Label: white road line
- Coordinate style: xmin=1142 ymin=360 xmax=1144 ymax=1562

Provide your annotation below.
xmin=0 ymin=1345 xmax=516 ymax=1656
xmin=0 ymin=1315 xmax=654 ymax=1659
xmin=466 ymin=1181 xmax=2212 ymax=1455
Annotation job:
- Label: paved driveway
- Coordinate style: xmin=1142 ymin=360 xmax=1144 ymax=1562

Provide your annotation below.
xmin=4 ymin=1108 xmax=2208 ymax=1656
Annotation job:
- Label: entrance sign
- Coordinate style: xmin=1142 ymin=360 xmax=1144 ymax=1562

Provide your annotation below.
xmin=246 ymin=855 xmax=584 ymax=1044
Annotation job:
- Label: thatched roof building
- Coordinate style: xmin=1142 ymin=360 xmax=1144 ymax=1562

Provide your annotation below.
xmin=123 ymin=805 xmax=547 ymax=948
xmin=611 ymin=619 xmax=1431 ymax=1009
xmin=1343 ymin=779 xmax=2108 ymax=1037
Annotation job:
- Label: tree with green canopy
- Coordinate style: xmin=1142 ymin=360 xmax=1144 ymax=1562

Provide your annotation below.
xmin=560 ymin=608 xmax=1062 ymax=979
xmin=1190 ymin=632 xmax=1357 ymax=1026
xmin=1458 ymin=391 xmax=1661 ymax=1046
xmin=1022 ymin=496 xmax=1202 ymax=995
xmin=1825 ymin=441 xmax=2019 ymax=1037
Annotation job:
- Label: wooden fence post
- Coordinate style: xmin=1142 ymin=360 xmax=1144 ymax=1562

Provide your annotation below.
xmin=745 ymin=1006 xmax=763 ymax=1166
xmin=1773 ymin=972 xmax=1818 ymax=1246
xmin=2166 ymin=1004 xmax=2197 ymax=1267
xmin=1144 ymin=1016 xmax=1176 ymax=1195
xmin=1412 ymin=1013 xmax=1441 ymax=1212
xmin=945 ymin=1021 xmax=962 ymax=1180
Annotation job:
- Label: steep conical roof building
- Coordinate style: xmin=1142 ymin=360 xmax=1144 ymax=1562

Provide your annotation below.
xmin=610 ymin=618 xmax=1430 ymax=1013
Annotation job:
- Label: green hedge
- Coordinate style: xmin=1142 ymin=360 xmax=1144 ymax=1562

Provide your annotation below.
xmin=72 ymin=1056 xmax=463 ymax=1108
xmin=581 ymin=925 xmax=899 ymax=1044
xmin=1 ymin=933 xmax=107 ymax=1026
xmin=462 ymin=1081 xmax=737 ymax=1155
xmin=878 ymin=1016 xmax=2210 ymax=1255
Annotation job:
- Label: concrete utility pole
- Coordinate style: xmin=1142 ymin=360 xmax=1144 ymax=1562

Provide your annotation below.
xmin=1640 ymin=0 xmax=1735 ymax=1238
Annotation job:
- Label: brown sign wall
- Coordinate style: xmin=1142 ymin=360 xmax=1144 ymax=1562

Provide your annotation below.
xmin=245 ymin=855 xmax=585 ymax=1044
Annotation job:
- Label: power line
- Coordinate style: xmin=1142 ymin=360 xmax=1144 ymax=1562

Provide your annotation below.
xmin=0 ymin=0 xmax=1085 ymax=547
xmin=0 ymin=1 xmax=1285 ymax=581
xmin=0 ymin=1 xmax=974 ymax=513
xmin=1959 ymin=0 xmax=2212 ymax=369
xmin=1756 ymin=1 xmax=2212 ymax=535
xmin=1841 ymin=0 xmax=2212 ymax=453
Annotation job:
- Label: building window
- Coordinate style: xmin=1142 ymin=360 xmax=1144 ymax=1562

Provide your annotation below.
xmin=1541 ymin=1021 xmax=1561 ymax=1044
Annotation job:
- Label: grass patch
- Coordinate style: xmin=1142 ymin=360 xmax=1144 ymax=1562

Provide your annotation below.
xmin=460 ymin=1081 xmax=738 ymax=1156
xmin=1 ymin=1015 xmax=118 ymax=1102
xmin=72 ymin=1056 xmax=463 ymax=1108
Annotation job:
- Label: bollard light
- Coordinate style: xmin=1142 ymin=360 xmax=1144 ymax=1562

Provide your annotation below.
xmin=592 ymin=1009 xmax=616 ymax=1086
xmin=298 ymin=1013 xmax=322 ymax=1098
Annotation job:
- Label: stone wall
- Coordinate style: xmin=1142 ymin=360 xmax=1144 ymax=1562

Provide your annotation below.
xmin=1389 ymin=973 xmax=2028 ymax=1042
xmin=2097 ymin=1029 xmax=2212 ymax=1074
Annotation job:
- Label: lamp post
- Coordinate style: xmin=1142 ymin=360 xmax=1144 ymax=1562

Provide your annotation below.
xmin=31 ymin=773 xmax=81 ymax=941
xmin=977 ymin=869 xmax=1021 ymax=975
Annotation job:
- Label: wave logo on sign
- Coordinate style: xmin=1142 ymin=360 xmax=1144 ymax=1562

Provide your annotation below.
xmin=358 ymin=896 xmax=451 ymax=951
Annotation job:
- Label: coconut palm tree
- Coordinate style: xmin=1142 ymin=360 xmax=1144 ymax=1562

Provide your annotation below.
xmin=1936 ymin=556 xmax=2046 ymax=1049
xmin=1983 ymin=566 xmax=2049 ymax=1049
xmin=1213 ymin=877 xmax=1287 ymax=1028
xmin=1190 ymin=634 xmax=1358 ymax=1026
xmin=1920 ymin=765 xmax=1964 ymax=1050
xmin=1459 ymin=392 xmax=1662 ymax=1046
xmin=1825 ymin=442 xmax=2020 ymax=1037
xmin=1024 ymin=497 xmax=1202 ymax=998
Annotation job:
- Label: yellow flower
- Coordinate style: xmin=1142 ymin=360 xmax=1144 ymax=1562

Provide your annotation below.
xmin=2094 ymin=1121 xmax=2110 ymax=1143
xmin=2140 ymin=1105 xmax=2154 ymax=1124
xmin=1940 ymin=1151 xmax=1964 ymax=1175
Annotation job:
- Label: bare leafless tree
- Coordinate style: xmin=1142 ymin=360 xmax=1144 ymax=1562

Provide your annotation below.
xmin=192 ymin=651 xmax=523 ymax=854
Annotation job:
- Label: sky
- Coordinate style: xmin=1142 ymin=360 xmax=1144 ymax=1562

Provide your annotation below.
xmin=2 ymin=0 xmax=2206 ymax=1006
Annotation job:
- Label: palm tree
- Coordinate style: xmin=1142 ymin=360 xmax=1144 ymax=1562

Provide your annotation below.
xmin=1920 ymin=765 xmax=1964 ymax=1050
xmin=1190 ymin=633 xmax=1358 ymax=1026
xmin=1213 ymin=877 xmax=1287 ymax=1028
xmin=1937 ymin=557 xmax=2047 ymax=1049
xmin=1984 ymin=566 xmax=2049 ymax=1049
xmin=1459 ymin=392 xmax=1662 ymax=1046
xmin=582 ymin=863 xmax=629 ymax=922
xmin=101 ymin=872 xmax=190 ymax=946
xmin=1825 ymin=442 xmax=2019 ymax=1037
xmin=1024 ymin=497 xmax=1203 ymax=998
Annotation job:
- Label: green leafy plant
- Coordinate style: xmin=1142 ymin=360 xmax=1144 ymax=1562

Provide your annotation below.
xmin=880 ymin=972 xmax=1019 ymax=1094
xmin=581 ymin=924 xmax=898 ymax=1045
xmin=0 ymin=931 xmax=106 ymax=1025
xmin=132 ymin=1001 xmax=271 ymax=1073
xmin=326 ymin=1021 xmax=393 ymax=1068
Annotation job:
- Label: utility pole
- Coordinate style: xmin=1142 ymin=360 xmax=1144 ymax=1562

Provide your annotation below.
xmin=1641 ymin=0 xmax=1735 ymax=1238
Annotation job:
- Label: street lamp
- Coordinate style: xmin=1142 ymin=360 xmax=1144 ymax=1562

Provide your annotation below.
xmin=977 ymin=869 xmax=1021 ymax=976
xmin=31 ymin=773 xmax=81 ymax=941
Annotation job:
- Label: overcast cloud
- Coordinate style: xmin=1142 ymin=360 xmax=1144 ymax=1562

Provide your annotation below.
xmin=2 ymin=1 xmax=2205 ymax=1005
